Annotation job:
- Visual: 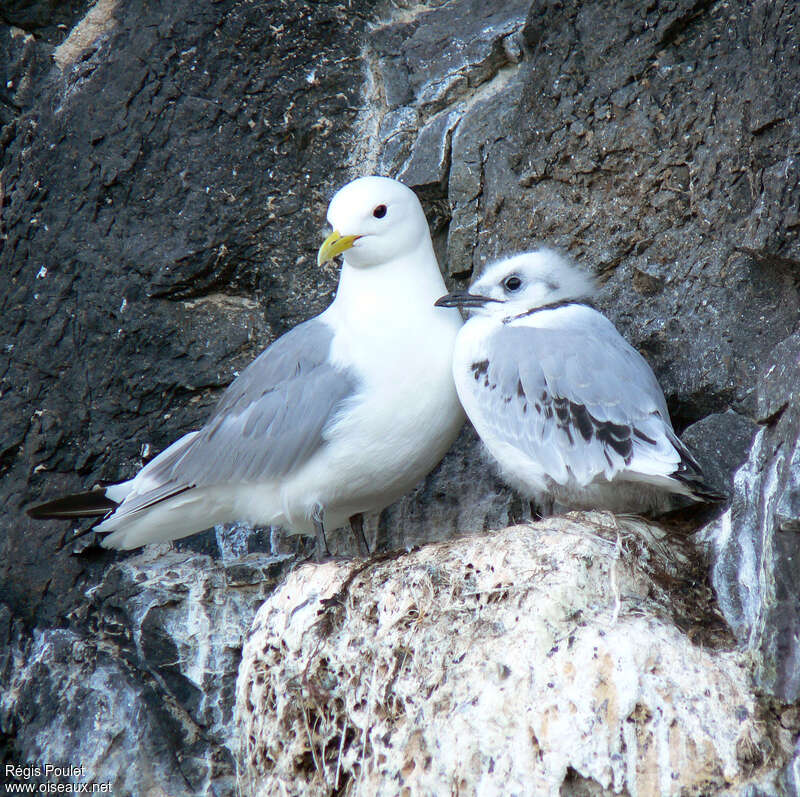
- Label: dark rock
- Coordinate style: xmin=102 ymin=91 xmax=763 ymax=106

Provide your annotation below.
xmin=1 ymin=549 xmax=293 ymax=795
xmin=371 ymin=0 xmax=530 ymax=197
xmin=703 ymin=333 xmax=800 ymax=702
xmin=371 ymin=0 xmax=530 ymax=117
xmin=397 ymin=108 xmax=460 ymax=191
xmin=0 ymin=1 xmax=89 ymax=44
xmin=680 ymin=410 xmax=759 ymax=496
xmin=3 ymin=0 xmax=800 ymax=791
xmin=378 ymin=425 xmax=519 ymax=551
xmin=0 ymin=25 xmax=52 ymax=127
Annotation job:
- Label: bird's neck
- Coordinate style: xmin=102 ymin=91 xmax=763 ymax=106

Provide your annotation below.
xmin=332 ymin=238 xmax=448 ymax=320
xmin=503 ymin=297 xmax=596 ymax=324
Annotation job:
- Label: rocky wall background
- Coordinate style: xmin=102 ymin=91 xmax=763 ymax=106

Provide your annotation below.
xmin=1 ymin=0 xmax=798 ymax=794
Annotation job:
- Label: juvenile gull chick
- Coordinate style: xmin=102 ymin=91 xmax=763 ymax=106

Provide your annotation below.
xmin=29 ymin=176 xmax=465 ymax=552
xmin=436 ymin=249 xmax=722 ymax=515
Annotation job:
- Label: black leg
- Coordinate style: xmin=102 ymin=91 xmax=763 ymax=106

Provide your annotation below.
xmin=530 ymin=496 xmax=554 ymax=520
xmin=312 ymin=511 xmax=330 ymax=561
xmin=348 ymin=512 xmax=370 ymax=557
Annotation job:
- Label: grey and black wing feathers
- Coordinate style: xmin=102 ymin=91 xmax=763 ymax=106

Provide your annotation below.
xmin=468 ymin=310 xmax=708 ymax=491
xmin=665 ymin=430 xmax=725 ymax=500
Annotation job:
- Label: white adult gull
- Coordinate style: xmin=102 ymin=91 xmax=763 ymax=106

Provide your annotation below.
xmin=435 ymin=249 xmax=723 ymax=515
xmin=28 ymin=176 xmax=465 ymax=553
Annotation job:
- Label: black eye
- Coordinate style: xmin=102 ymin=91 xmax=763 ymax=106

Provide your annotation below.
xmin=504 ymin=275 xmax=522 ymax=292
xmin=372 ymin=204 xmax=387 ymax=218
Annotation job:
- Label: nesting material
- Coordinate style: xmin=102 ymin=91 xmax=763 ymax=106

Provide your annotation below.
xmin=235 ymin=514 xmax=792 ymax=796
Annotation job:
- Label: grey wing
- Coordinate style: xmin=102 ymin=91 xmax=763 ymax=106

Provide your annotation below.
xmin=112 ymin=318 xmax=359 ymax=519
xmin=471 ymin=313 xmax=685 ymax=486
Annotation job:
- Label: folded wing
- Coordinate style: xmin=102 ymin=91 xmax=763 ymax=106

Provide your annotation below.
xmin=466 ymin=309 xmax=704 ymax=489
xmin=105 ymin=318 xmax=359 ymax=523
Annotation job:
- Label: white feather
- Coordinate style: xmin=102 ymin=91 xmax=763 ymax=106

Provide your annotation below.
xmin=91 ymin=177 xmax=465 ymax=549
xmin=450 ymin=249 xmax=713 ymax=514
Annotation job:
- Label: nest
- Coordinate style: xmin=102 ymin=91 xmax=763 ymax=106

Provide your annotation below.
xmin=236 ymin=514 xmax=792 ymax=796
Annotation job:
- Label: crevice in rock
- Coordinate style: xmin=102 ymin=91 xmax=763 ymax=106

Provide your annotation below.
xmin=147 ymin=244 xmax=241 ymax=301
xmin=657 ymin=0 xmax=717 ymax=50
xmin=666 ymin=388 xmax=738 ymax=434
xmin=351 ymin=40 xmax=389 ymax=176
xmin=560 ymin=766 xmax=624 ymax=796
xmin=361 ymin=2 xmax=527 ymax=182
xmin=735 ymin=245 xmax=800 ymax=273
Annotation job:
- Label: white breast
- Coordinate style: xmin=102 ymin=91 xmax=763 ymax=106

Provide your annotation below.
xmin=269 ymin=254 xmax=465 ymax=532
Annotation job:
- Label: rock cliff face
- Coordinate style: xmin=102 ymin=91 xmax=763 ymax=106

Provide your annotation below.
xmin=1 ymin=0 xmax=798 ymax=794
xmin=2 ymin=544 xmax=295 ymax=794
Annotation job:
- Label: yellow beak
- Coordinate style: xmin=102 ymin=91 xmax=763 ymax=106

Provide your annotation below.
xmin=317 ymin=230 xmax=361 ymax=266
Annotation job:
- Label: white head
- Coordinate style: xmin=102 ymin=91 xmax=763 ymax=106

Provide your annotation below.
xmin=318 ymin=176 xmax=430 ymax=269
xmin=436 ymin=249 xmax=596 ymax=318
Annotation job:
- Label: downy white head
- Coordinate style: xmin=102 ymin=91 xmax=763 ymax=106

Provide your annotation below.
xmin=436 ymin=249 xmax=596 ymax=318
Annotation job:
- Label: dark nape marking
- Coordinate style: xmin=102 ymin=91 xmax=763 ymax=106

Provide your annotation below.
xmin=504 ymin=299 xmax=596 ymax=324
xmin=516 ymin=379 xmax=525 ymax=398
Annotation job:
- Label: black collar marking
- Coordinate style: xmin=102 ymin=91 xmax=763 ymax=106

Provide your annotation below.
xmin=503 ymin=299 xmax=595 ymax=324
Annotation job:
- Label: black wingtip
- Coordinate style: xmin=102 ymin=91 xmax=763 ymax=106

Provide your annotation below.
xmin=691 ymin=484 xmax=729 ymax=503
xmin=673 ymin=476 xmax=728 ymax=504
xmin=27 ymin=489 xmax=118 ymax=520
xmin=667 ymin=432 xmax=728 ymax=505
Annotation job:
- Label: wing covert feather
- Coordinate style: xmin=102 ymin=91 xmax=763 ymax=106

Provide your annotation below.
xmin=112 ymin=319 xmax=358 ymax=521
xmin=465 ymin=311 xmax=680 ymax=486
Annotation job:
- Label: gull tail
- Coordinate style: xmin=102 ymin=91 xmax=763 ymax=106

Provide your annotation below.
xmin=668 ymin=432 xmax=727 ymax=503
xmin=27 ymin=489 xmax=121 ymax=552
xmin=675 ymin=475 xmax=727 ymax=503
xmin=26 ymin=489 xmax=118 ymax=520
